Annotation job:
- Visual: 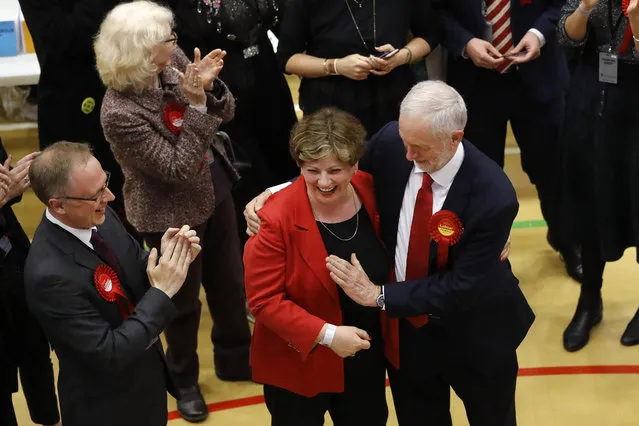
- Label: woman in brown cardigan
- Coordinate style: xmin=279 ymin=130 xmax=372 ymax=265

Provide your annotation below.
xmin=94 ymin=1 xmax=251 ymax=422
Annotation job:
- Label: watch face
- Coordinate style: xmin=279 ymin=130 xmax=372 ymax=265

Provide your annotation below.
xmin=376 ymin=293 xmax=384 ymax=308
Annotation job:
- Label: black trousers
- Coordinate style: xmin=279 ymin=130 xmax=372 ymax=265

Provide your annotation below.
xmin=263 ymin=341 xmax=388 ymax=426
xmin=142 ymin=196 xmax=251 ymax=389
xmin=0 ymin=393 xmax=18 ymax=426
xmin=388 ymin=320 xmax=518 ymax=426
xmin=462 ymin=68 xmax=568 ymax=249
xmin=0 ymin=249 xmax=59 ymax=425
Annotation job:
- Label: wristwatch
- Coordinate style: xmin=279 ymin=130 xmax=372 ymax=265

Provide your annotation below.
xmin=376 ymin=286 xmax=385 ymax=310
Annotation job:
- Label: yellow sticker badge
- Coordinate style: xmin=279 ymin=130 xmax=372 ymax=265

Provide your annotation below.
xmin=81 ymin=97 xmax=96 ymax=114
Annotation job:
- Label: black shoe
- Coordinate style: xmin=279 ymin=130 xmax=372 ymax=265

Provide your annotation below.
xmin=547 ymin=232 xmax=583 ymax=283
xmin=177 ymin=385 xmax=208 ymax=423
xmin=563 ymin=295 xmax=603 ymax=352
xmin=621 ymin=307 xmax=639 ymax=346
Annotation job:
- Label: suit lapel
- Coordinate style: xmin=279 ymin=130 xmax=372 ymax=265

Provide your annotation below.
xmin=352 ymin=172 xmax=380 ymax=236
xmin=41 ymin=215 xmax=104 ymax=276
xmin=41 ymin=214 xmax=137 ymax=301
xmin=291 ymin=179 xmax=339 ymax=303
xmin=96 ymin=217 xmax=139 ymax=302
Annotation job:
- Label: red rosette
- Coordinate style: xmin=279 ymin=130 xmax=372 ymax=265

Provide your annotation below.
xmin=163 ymin=103 xmax=186 ymax=135
xmin=428 ymin=210 xmax=464 ymax=271
xmin=93 ymin=264 xmax=134 ymax=319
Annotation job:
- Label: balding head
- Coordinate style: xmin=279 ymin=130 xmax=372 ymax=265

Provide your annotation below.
xmin=29 ymin=142 xmax=94 ymax=206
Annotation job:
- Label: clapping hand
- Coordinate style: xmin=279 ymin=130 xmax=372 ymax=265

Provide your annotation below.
xmin=0 ymin=158 xmax=11 ymax=208
xmin=581 ymin=0 xmax=598 ymax=11
xmin=628 ymin=0 xmax=639 ymax=29
xmin=178 ymin=63 xmax=206 ymax=106
xmin=161 ymin=225 xmax=202 ymax=262
xmin=148 ymin=227 xmax=195 ymax=298
xmin=195 ymin=47 xmax=225 ymax=90
xmin=0 ymin=151 xmax=39 ymax=208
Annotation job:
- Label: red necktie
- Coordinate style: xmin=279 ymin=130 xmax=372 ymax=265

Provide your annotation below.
xmin=487 ymin=0 xmax=514 ymax=73
xmin=405 ymin=173 xmax=433 ymax=328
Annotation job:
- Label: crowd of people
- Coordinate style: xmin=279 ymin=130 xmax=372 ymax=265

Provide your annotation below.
xmin=1 ymin=0 xmax=639 ymax=425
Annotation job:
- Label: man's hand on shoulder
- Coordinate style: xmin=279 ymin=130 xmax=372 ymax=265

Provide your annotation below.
xmin=244 ymin=189 xmax=273 ymax=236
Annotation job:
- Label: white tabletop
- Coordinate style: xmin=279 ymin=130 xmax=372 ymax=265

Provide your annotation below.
xmin=0 ymin=53 xmax=40 ymax=87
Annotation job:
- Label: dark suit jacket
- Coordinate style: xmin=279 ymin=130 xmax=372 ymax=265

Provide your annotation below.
xmin=360 ymin=122 xmax=535 ymax=376
xmin=440 ymin=0 xmax=569 ymax=103
xmin=25 ymin=208 xmax=176 ymax=426
xmin=244 ymin=171 xmax=398 ymax=396
xmin=0 ymin=139 xmax=59 ymax=424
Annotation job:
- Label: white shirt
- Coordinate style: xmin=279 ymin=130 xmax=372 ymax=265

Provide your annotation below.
xmin=394 ymin=143 xmax=465 ymax=282
xmin=45 ymin=209 xmax=96 ymax=249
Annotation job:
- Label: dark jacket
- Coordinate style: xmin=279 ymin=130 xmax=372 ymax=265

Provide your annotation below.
xmin=360 ymin=123 xmax=535 ymax=376
xmin=25 ymin=207 xmax=177 ymax=426
xmin=0 ymin=137 xmax=59 ymax=424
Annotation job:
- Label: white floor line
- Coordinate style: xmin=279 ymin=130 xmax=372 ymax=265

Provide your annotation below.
xmin=0 ymin=121 xmax=38 ymax=132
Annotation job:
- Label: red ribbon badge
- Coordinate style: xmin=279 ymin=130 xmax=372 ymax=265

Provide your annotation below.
xmin=428 ymin=210 xmax=463 ymax=271
xmin=93 ymin=264 xmax=134 ymax=319
xmin=620 ymin=0 xmax=633 ymax=54
xmin=163 ymin=103 xmax=186 ymax=135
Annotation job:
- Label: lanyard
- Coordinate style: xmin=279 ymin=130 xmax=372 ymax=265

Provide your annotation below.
xmin=607 ymin=0 xmax=625 ymax=51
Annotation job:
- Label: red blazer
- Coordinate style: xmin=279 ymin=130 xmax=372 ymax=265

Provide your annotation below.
xmin=243 ymin=171 xmax=399 ymax=397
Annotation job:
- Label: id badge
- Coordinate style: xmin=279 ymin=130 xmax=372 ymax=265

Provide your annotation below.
xmin=599 ymin=52 xmax=618 ymax=84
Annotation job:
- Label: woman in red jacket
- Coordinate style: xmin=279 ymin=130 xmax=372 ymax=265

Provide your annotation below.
xmin=243 ymin=107 xmax=396 ymax=426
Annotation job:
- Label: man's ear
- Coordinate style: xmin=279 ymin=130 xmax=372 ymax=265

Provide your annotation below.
xmin=48 ymin=199 xmax=65 ymax=215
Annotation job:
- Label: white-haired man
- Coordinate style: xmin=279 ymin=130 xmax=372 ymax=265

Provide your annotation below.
xmin=246 ymin=81 xmax=535 ymax=426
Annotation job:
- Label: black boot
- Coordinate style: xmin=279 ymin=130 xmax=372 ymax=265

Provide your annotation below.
xmin=563 ymin=292 xmax=603 ymax=352
xmin=621 ymin=307 xmax=639 ymax=346
xmin=177 ymin=385 xmax=208 ymax=423
xmin=547 ymin=231 xmax=583 ymax=283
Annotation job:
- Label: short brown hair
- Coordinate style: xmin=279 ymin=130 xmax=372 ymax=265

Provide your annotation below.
xmin=289 ymin=107 xmax=366 ymax=166
xmin=30 ymin=142 xmax=93 ymax=205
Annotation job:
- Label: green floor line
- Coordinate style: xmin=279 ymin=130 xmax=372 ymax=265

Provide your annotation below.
xmin=512 ymin=219 xmax=547 ymax=229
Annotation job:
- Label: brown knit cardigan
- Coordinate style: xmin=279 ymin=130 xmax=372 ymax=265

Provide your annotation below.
xmin=101 ymin=48 xmax=237 ymax=233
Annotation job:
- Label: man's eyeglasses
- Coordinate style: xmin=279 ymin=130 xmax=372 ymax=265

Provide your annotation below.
xmin=56 ymin=171 xmax=111 ymax=202
xmin=164 ymin=31 xmax=178 ymax=46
